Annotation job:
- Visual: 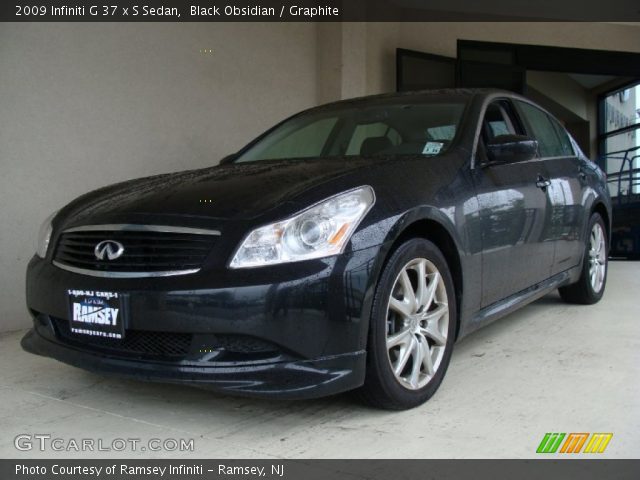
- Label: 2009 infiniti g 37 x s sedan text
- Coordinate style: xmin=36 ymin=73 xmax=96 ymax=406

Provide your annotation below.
xmin=23 ymin=89 xmax=611 ymax=410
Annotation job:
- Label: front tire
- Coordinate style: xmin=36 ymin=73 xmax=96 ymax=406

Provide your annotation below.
xmin=360 ymin=238 xmax=457 ymax=410
xmin=559 ymin=212 xmax=608 ymax=304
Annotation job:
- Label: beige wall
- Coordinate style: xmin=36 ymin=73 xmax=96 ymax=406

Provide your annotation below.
xmin=0 ymin=23 xmax=317 ymax=332
xmin=316 ymin=23 xmax=368 ymax=103
xmin=526 ymin=71 xmax=590 ymax=120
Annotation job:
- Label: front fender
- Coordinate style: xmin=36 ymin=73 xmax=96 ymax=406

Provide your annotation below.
xmin=355 ymin=205 xmax=473 ymax=348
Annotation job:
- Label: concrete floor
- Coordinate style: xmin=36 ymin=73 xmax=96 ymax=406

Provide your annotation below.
xmin=1 ymin=261 xmax=638 ymax=459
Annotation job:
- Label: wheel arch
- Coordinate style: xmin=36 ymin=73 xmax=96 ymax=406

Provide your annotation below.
xmin=370 ymin=209 xmax=465 ymax=341
xmin=591 ymin=201 xmax=611 ymax=246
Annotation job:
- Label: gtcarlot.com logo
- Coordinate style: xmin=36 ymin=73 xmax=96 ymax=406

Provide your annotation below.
xmin=14 ymin=434 xmax=195 ymax=452
xmin=536 ymin=432 xmax=613 ymax=454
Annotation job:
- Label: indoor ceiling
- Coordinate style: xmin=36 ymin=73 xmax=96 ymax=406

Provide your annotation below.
xmin=568 ymin=73 xmax=619 ymax=89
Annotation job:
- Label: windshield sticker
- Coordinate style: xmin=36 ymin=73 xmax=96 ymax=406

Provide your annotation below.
xmin=423 ymin=142 xmax=444 ymax=155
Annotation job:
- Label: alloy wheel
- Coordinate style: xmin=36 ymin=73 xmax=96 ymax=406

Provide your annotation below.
xmin=589 ymin=222 xmax=606 ymax=293
xmin=385 ymin=258 xmax=449 ymax=390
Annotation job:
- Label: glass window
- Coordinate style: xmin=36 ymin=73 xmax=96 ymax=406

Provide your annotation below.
xmin=602 ymin=85 xmax=640 ymax=134
xmin=550 ymin=118 xmax=575 ymax=157
xmin=241 ymin=117 xmax=338 ymax=161
xmin=481 ymin=102 xmax=516 ymax=142
xmin=488 ymin=120 xmax=510 ymax=137
xmin=515 ymin=101 xmax=564 ymax=157
xmin=345 ymin=122 xmax=401 ymax=155
xmin=604 ymin=130 xmax=638 ymax=156
xmin=427 ymin=125 xmax=457 ymax=140
xmin=236 ymin=101 xmax=467 ymax=162
xmin=599 ymin=81 xmax=640 ymax=196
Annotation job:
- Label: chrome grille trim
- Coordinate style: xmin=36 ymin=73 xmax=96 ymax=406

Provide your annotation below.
xmin=52 ymin=224 xmax=220 ymax=277
xmin=62 ymin=224 xmax=221 ymax=236
xmin=52 ymin=261 xmax=200 ymax=278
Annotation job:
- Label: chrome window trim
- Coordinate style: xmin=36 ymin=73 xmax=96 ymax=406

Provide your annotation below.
xmin=62 ymin=224 xmax=221 ymax=236
xmin=52 ymin=261 xmax=200 ymax=278
xmin=471 ymin=92 xmax=563 ymax=169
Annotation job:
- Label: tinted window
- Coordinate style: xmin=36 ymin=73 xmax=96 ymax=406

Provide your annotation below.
xmin=488 ymin=120 xmax=510 ymax=137
xmin=481 ymin=102 xmax=519 ymax=142
xmin=251 ymin=117 xmax=338 ymax=160
xmin=345 ymin=122 xmax=401 ymax=155
xmin=236 ymin=101 xmax=467 ymax=162
xmin=515 ymin=101 xmax=565 ymax=157
xmin=549 ymin=118 xmax=575 ymax=157
xmin=427 ymin=124 xmax=457 ymax=140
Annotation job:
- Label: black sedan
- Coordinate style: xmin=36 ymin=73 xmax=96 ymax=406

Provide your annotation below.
xmin=23 ymin=89 xmax=611 ymax=410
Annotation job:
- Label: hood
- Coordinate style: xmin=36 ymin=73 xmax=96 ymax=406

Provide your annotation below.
xmin=58 ymin=158 xmax=390 ymax=228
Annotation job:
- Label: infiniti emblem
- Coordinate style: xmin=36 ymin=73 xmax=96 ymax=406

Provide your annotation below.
xmin=94 ymin=240 xmax=124 ymax=261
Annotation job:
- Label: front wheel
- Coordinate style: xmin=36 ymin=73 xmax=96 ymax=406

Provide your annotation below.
xmin=359 ymin=238 xmax=457 ymax=410
xmin=559 ymin=212 xmax=608 ymax=304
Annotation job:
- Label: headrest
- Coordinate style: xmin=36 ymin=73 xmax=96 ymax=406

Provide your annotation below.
xmin=360 ymin=136 xmax=392 ymax=156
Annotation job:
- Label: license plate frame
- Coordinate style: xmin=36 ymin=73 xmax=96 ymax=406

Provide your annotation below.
xmin=67 ymin=289 xmax=127 ymax=340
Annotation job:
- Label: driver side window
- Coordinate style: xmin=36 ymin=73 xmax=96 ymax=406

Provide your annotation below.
xmin=478 ymin=100 xmax=522 ymax=162
xmin=483 ymin=102 xmax=520 ymax=141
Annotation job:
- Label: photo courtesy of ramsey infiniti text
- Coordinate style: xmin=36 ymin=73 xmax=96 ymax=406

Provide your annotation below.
xmin=23 ymin=89 xmax=611 ymax=410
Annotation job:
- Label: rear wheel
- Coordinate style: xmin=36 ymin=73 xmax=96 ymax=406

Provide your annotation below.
xmin=360 ymin=238 xmax=456 ymax=410
xmin=559 ymin=213 xmax=608 ymax=304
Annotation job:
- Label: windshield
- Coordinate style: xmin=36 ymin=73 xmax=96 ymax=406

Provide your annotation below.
xmin=236 ymin=100 xmax=467 ymax=163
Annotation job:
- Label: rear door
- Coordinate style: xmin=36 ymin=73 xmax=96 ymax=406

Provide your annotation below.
xmin=473 ymin=100 xmax=554 ymax=307
xmin=513 ymin=100 xmax=587 ymax=275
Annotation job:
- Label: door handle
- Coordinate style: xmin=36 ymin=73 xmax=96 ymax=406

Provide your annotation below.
xmin=536 ymin=175 xmax=551 ymax=190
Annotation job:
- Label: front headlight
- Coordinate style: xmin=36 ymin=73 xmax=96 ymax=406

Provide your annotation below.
xmin=230 ymin=186 xmax=375 ymax=268
xmin=36 ymin=210 xmax=57 ymax=258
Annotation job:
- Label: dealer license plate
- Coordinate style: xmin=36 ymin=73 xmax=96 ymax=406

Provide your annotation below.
xmin=67 ymin=289 xmax=125 ymax=339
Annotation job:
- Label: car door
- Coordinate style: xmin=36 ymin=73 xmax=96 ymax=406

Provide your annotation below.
xmin=513 ymin=101 xmax=587 ymax=276
xmin=473 ymin=99 xmax=555 ymax=307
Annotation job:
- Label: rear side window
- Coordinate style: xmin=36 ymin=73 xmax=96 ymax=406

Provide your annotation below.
xmin=515 ymin=101 xmax=567 ymax=158
xmin=549 ymin=117 xmax=575 ymax=157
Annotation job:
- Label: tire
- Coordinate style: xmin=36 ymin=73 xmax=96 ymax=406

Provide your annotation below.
xmin=359 ymin=238 xmax=457 ymax=410
xmin=559 ymin=213 xmax=608 ymax=305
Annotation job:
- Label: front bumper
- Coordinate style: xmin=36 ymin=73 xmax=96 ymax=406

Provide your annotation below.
xmin=23 ymin=245 xmax=382 ymax=399
xmin=21 ymin=328 xmax=364 ymax=399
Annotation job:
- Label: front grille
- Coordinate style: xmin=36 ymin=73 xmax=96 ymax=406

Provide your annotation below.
xmin=53 ymin=225 xmax=218 ymax=275
xmin=51 ymin=317 xmax=192 ymax=358
xmin=216 ymin=334 xmax=280 ymax=354
xmin=46 ymin=316 xmax=296 ymax=364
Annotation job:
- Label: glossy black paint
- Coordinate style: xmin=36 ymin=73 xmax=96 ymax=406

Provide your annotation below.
xmin=486 ymin=134 xmax=538 ymax=164
xmin=23 ymin=89 xmax=611 ymax=399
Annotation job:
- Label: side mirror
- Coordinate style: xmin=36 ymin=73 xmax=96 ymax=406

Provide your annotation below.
xmin=219 ymin=153 xmax=237 ymax=165
xmin=485 ymin=135 xmax=538 ymax=165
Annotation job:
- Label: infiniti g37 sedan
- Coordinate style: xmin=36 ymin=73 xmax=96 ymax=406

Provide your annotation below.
xmin=23 ymin=89 xmax=611 ymax=410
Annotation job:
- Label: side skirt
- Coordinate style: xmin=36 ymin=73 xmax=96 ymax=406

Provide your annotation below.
xmin=458 ymin=267 xmax=580 ymax=339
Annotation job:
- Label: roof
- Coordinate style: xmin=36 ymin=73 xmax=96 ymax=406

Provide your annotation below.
xmin=312 ymin=88 xmax=515 ymax=111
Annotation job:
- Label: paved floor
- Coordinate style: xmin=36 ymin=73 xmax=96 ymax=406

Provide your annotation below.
xmin=1 ymin=262 xmax=638 ymax=459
